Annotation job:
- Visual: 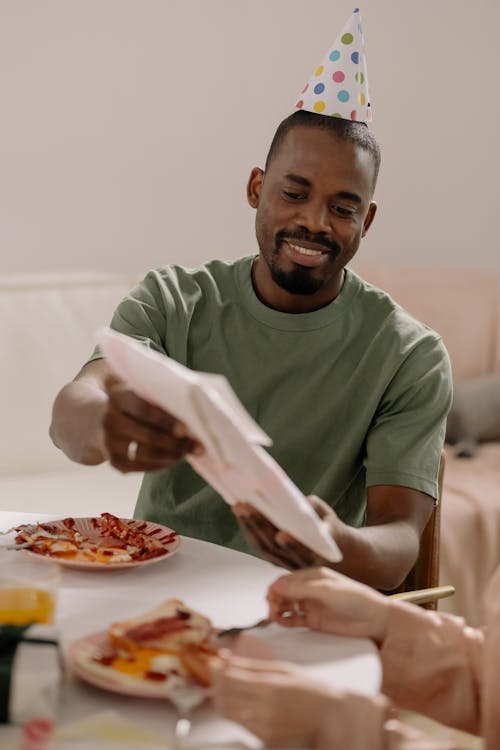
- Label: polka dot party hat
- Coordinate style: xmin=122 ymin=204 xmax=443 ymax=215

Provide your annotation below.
xmin=296 ymin=8 xmax=371 ymax=123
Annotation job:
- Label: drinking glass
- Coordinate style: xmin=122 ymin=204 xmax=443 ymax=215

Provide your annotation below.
xmin=0 ymin=552 xmax=60 ymax=625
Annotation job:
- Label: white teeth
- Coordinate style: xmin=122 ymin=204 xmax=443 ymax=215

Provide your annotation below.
xmin=289 ymin=243 xmax=322 ymax=256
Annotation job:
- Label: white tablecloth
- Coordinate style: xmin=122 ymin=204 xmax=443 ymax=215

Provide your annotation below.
xmin=0 ymin=511 xmax=381 ymax=748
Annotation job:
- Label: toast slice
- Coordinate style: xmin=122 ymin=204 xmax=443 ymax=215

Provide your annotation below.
xmin=108 ymin=599 xmax=213 ymax=652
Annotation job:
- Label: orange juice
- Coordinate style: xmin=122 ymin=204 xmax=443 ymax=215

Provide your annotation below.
xmin=0 ymin=586 xmax=55 ymax=625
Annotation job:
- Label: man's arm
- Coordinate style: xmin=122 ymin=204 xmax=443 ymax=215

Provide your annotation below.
xmin=49 ymin=359 xmax=112 ymax=465
xmin=235 ymin=332 xmax=451 ymax=589
xmin=337 ymin=484 xmax=434 ymax=590
xmin=234 ymin=485 xmax=434 ymax=591
xmin=50 ymin=359 xmax=202 ymax=471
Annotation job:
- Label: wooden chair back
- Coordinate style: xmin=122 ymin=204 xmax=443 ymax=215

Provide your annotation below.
xmin=388 ymin=451 xmax=445 ymax=610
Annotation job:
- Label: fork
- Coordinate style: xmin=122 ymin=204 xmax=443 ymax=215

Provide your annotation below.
xmin=216 ymin=617 xmax=270 ymax=639
xmin=216 ymin=608 xmax=305 ymax=639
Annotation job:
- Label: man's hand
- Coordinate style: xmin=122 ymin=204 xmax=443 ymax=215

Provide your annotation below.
xmin=234 ymin=484 xmax=434 ymax=590
xmin=233 ymin=495 xmax=341 ymax=570
xmin=102 ymin=375 xmax=203 ymax=473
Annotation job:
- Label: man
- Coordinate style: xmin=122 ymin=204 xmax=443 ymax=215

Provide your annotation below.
xmin=49 ymin=12 xmax=452 ymax=591
xmin=50 ymin=109 xmax=452 ymax=590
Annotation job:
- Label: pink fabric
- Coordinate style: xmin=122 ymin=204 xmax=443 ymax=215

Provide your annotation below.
xmin=381 ymin=602 xmax=483 ymax=734
xmin=372 ymin=566 xmax=500 ymax=749
xmin=325 ymin=263 xmax=500 ymax=748
xmin=352 ymin=263 xmax=500 ymax=380
xmin=481 ymin=566 xmax=500 ymax=747
xmin=495 ymin=291 xmax=500 ymax=373
xmin=352 ymin=263 xmax=500 ymax=628
xmin=440 ymin=443 xmax=500 ymax=626
xmin=316 ymin=563 xmax=500 ymax=749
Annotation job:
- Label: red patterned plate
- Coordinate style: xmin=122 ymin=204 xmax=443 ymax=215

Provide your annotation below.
xmin=66 ymin=623 xmax=381 ymax=701
xmin=65 ymin=629 xmax=267 ymax=702
xmin=16 ymin=516 xmax=180 ymax=570
xmin=66 ymin=630 xmax=208 ymax=711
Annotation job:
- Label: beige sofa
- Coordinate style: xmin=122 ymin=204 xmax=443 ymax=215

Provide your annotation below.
xmin=355 ymin=263 xmax=500 ymax=625
xmin=2 ymin=266 xmax=499 ymax=625
xmin=0 ymin=273 xmax=142 ymax=518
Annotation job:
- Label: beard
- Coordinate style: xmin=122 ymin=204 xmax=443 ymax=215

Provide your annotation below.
xmin=267 ymin=232 xmax=341 ymax=295
xmin=269 ymin=263 xmax=324 ymax=295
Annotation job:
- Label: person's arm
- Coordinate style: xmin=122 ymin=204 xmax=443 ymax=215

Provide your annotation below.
xmin=212 ymin=656 xmax=459 ymax=750
xmin=50 ymin=269 xmax=205 ymax=471
xmin=50 ymin=359 xmax=112 ymax=464
xmin=234 ymin=484 xmax=433 ymax=591
xmin=50 ymin=359 xmax=202 ymax=471
xmin=266 ymin=568 xmax=484 ymax=736
xmin=212 ymin=655 xmax=391 ymax=750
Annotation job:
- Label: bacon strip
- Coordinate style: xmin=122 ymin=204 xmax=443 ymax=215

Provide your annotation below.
xmin=124 ymin=616 xmax=192 ymax=643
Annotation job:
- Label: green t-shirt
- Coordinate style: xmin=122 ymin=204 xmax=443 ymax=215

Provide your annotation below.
xmin=91 ymin=255 xmax=452 ymax=555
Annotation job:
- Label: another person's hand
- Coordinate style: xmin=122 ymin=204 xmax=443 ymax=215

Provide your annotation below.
xmin=102 ymin=375 xmax=203 ymax=472
xmin=212 ymin=655 xmax=390 ymax=748
xmin=233 ymin=495 xmax=341 ymax=569
xmin=267 ymin=567 xmax=390 ymax=645
xmin=213 ymin=656 xmax=330 ymax=747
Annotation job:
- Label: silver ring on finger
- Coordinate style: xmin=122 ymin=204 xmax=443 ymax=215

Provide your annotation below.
xmin=280 ymin=601 xmax=305 ymax=619
xmin=127 ymin=440 xmax=139 ymax=462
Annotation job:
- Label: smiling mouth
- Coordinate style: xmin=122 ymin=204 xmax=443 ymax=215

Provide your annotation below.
xmin=285 ymin=241 xmax=328 ymax=257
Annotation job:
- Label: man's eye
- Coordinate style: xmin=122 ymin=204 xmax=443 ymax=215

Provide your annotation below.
xmin=332 ymin=204 xmax=355 ymax=217
xmin=283 ymin=191 xmax=305 ymax=200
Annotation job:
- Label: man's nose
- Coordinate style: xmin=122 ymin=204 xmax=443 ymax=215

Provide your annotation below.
xmin=296 ymin=200 xmax=330 ymax=234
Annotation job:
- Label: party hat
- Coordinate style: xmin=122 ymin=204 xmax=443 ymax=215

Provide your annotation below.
xmin=295 ymin=8 xmax=371 ymax=123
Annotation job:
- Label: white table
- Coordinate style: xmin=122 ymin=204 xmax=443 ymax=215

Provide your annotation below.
xmin=0 ymin=511 xmax=381 ymax=748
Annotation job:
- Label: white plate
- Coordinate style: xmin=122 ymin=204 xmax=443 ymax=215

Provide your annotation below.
xmin=66 ymin=630 xmax=196 ymax=699
xmin=12 ymin=516 xmax=181 ymax=570
xmin=66 ymin=622 xmax=381 ymax=701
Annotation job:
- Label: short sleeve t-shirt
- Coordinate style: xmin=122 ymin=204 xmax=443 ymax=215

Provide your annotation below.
xmin=90 ymin=255 xmax=452 ymax=554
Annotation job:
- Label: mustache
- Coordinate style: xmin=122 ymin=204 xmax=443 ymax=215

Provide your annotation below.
xmin=277 ymin=230 xmax=340 ymax=255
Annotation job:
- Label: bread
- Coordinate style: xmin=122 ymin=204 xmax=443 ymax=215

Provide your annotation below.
xmin=108 ymin=598 xmax=213 ymax=652
xmin=179 ymin=642 xmax=219 ymax=687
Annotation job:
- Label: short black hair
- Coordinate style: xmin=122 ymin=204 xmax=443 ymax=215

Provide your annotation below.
xmin=264 ymin=110 xmax=381 ymax=191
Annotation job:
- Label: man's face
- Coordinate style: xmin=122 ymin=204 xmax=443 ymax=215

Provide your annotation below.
xmin=248 ymin=125 xmax=377 ymax=311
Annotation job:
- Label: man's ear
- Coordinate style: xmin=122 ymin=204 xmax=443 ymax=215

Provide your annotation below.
xmin=362 ymin=201 xmax=377 ymax=237
xmin=247 ymin=167 xmax=264 ymax=208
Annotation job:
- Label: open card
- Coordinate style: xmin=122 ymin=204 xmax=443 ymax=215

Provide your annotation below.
xmin=99 ymin=328 xmax=342 ymax=563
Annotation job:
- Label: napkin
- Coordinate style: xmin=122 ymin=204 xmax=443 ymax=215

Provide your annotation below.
xmin=53 ymin=710 xmax=167 ymax=749
xmin=0 ymin=623 xmax=60 ymax=726
xmin=99 ymin=328 xmax=342 ymax=563
xmin=2 ymin=710 xmax=170 ymax=750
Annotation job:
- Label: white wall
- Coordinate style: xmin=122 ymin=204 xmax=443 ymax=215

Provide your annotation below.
xmin=1 ymin=0 xmax=498 ymax=274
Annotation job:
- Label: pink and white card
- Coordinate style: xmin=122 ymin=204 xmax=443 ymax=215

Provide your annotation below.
xmin=99 ymin=328 xmax=342 ymax=563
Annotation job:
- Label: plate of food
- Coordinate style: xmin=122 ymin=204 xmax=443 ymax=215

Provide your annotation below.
xmin=65 ymin=598 xmax=382 ymax=712
xmin=10 ymin=513 xmax=180 ymax=570
xmin=65 ymin=599 xmax=217 ymax=712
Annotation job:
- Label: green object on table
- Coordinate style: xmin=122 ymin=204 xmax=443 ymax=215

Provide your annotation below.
xmin=0 ymin=625 xmax=31 ymax=723
xmin=0 ymin=624 xmax=58 ymax=723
